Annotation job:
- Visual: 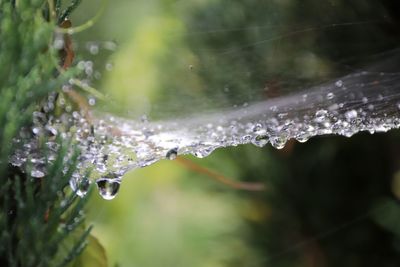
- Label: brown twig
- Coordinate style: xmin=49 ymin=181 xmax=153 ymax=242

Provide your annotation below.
xmin=175 ymin=157 xmax=266 ymax=191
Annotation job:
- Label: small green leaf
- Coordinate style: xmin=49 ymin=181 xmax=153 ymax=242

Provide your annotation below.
xmin=72 ymin=233 xmax=108 ymax=267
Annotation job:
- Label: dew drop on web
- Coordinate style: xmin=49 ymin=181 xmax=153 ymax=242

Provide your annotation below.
xmin=70 ymin=176 xmax=91 ymax=198
xmin=31 ymin=169 xmax=45 ymax=178
xmin=335 ymin=80 xmax=343 ymax=87
xmin=269 ymin=135 xmax=288 ymax=150
xmin=96 ymin=177 xmax=121 ymax=200
xmin=193 ymin=148 xmax=214 ymax=158
xmin=8 ymin=35 xmax=400 ymax=201
xmin=166 ymin=148 xmax=178 ymax=160
xmin=251 ymin=134 xmax=268 ymax=147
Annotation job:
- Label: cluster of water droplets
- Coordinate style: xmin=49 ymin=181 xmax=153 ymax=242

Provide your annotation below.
xmin=10 ymin=64 xmax=400 ymax=200
xmin=86 ymin=69 xmax=400 ymax=178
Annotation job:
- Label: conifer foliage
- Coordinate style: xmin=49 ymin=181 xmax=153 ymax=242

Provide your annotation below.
xmin=0 ymin=1 xmax=93 ymax=266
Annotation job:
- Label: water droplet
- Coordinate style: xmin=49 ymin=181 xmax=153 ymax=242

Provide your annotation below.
xmin=315 ymin=109 xmax=327 ymax=116
xmin=345 ymin=110 xmax=358 ymax=121
xmin=88 ymin=97 xmax=96 ymax=106
xmin=166 ymin=148 xmax=178 ymax=160
xmin=96 ymin=178 xmax=121 ymax=200
xmin=105 ymin=62 xmax=113 ymax=71
xmin=77 ymin=61 xmax=86 ymax=70
xmin=31 ymin=169 xmax=45 ymax=178
xmin=295 ymin=134 xmax=310 ymax=143
xmin=65 ymin=105 xmax=72 ymax=112
xmin=70 ymin=177 xmax=91 ymax=197
xmin=89 ymin=44 xmax=99 ymax=55
xmin=32 ymin=127 xmax=41 ymax=135
xmin=53 ymin=36 xmax=64 ymax=50
xmin=252 ymin=123 xmax=262 ymax=133
xmin=328 ymin=103 xmax=339 ymax=111
xmin=251 ymin=135 xmax=268 ymax=147
xmin=335 ymin=80 xmax=343 ymax=87
xmin=45 ymin=126 xmax=58 ymax=136
xmin=397 ymin=103 xmax=400 ymax=110
xmin=104 ymin=41 xmax=117 ymax=51
xmin=315 ymin=109 xmax=328 ymax=123
xmin=278 ymin=113 xmax=288 ymax=119
xmin=326 ymin=92 xmax=335 ymax=99
xmin=193 ymin=148 xmax=214 ymax=158
xmin=72 ymin=111 xmax=80 ymax=119
xmin=85 ymin=61 xmax=93 ymax=69
xmin=241 ymin=135 xmax=252 ymax=142
xmin=94 ymin=71 xmax=101 ymax=80
xmin=269 ymin=135 xmax=287 ymax=149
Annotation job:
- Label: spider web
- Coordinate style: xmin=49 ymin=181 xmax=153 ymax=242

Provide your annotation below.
xmin=11 ymin=2 xmax=400 ymax=198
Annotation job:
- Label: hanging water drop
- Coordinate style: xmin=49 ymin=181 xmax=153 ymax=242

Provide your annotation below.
xmin=269 ymin=135 xmax=288 ymax=149
xmin=166 ymin=148 xmax=178 ymax=160
xmin=70 ymin=176 xmax=91 ymax=197
xmin=96 ymin=178 xmax=121 ymax=200
xmin=251 ymin=134 xmax=268 ymax=147
xmin=295 ymin=132 xmax=310 ymax=143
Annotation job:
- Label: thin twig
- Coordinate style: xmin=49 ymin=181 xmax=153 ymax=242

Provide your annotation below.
xmin=56 ymin=0 xmax=108 ymax=34
xmin=176 ymin=157 xmax=266 ymax=191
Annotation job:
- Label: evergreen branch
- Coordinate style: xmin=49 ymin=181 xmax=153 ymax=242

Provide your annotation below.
xmin=58 ymin=225 xmax=93 ymax=267
xmin=55 ymin=0 xmax=62 ymax=17
xmin=56 ymin=0 xmax=108 ymax=34
xmin=59 ymin=0 xmax=81 ymax=23
xmin=0 ymin=1 xmax=93 ymax=266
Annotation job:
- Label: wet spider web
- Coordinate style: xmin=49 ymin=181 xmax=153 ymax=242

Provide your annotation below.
xmin=11 ymin=3 xmax=400 ymax=200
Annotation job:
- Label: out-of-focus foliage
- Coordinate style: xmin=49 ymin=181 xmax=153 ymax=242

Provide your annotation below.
xmin=71 ymin=1 xmax=400 ymax=267
xmin=88 ymin=160 xmax=259 ymax=267
xmin=73 ymin=0 xmax=400 ymax=118
xmin=71 ymin=234 xmax=108 ymax=267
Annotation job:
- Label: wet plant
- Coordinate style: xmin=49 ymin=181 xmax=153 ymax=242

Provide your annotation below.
xmin=0 ymin=1 xmax=104 ymax=266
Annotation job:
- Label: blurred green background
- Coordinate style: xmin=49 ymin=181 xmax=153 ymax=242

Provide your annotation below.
xmin=70 ymin=1 xmax=400 ymax=266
